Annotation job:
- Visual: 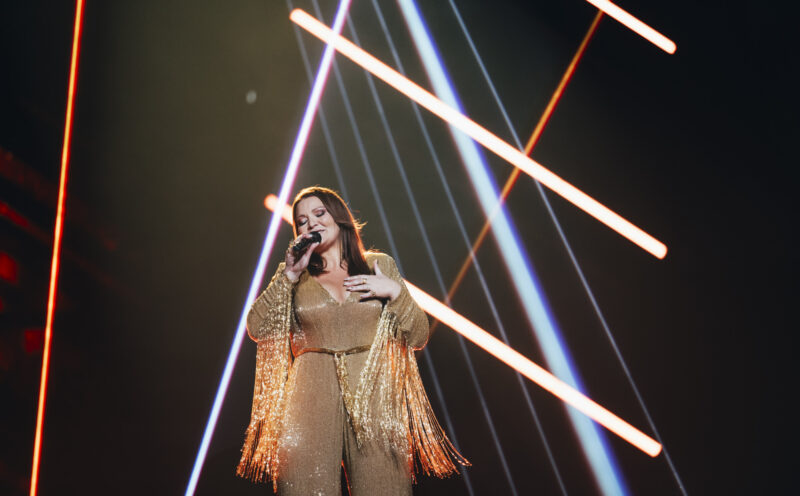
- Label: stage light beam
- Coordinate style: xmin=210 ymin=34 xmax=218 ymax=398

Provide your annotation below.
xmin=290 ymin=8 xmax=667 ymax=259
xmin=30 ymin=1 xmax=85 ymax=494
xmin=184 ymin=1 xmax=353 ymax=494
xmin=583 ymin=0 xmax=676 ymax=54
xmin=264 ymin=197 xmax=662 ymax=457
xmin=406 ymin=282 xmax=662 ymax=457
xmin=265 ymin=194 xmax=294 ymax=225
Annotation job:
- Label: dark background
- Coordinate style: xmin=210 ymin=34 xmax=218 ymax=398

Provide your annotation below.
xmin=0 ymin=0 xmax=794 ymax=494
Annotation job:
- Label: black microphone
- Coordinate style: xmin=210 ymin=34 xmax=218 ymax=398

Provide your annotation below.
xmin=292 ymin=231 xmax=321 ymax=253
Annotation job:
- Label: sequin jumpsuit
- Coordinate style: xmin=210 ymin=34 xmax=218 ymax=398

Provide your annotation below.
xmin=237 ymin=252 xmax=467 ymax=495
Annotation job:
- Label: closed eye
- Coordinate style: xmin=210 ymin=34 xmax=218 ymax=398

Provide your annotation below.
xmin=296 ymin=208 xmax=326 ymax=226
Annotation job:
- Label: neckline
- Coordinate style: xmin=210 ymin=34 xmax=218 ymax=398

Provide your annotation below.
xmin=309 ymin=274 xmax=352 ymax=306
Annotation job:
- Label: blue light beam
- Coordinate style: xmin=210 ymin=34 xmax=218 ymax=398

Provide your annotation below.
xmin=396 ymin=1 xmax=629 ymax=494
xmin=184 ymin=1 xmax=353 ymax=494
xmin=446 ymin=2 xmax=686 ymax=493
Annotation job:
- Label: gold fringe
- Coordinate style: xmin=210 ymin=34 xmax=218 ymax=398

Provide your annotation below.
xmin=350 ymin=306 xmax=470 ymax=481
xmin=238 ymin=277 xmax=468 ymax=490
xmin=236 ymin=274 xmax=293 ymax=491
xmin=404 ymin=345 xmax=471 ymax=477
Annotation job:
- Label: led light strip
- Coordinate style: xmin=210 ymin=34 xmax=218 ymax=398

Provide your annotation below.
xmin=447 ymin=3 xmax=687 ymax=492
xmin=439 ymin=9 xmax=604 ymax=320
xmin=407 ymin=282 xmax=662 ymax=456
xmin=397 ymin=1 xmax=628 ymax=490
xmin=264 ymin=196 xmax=660 ymax=456
xmin=184 ymin=1 xmax=353 ymax=493
xmin=583 ymin=0 xmax=676 ymax=54
xmin=290 ymin=8 xmax=666 ymax=259
xmin=340 ymin=10 xmax=520 ymax=490
xmin=291 ymin=5 xmax=475 ymax=491
xmin=435 ymin=7 xmax=615 ymax=493
xmin=379 ymin=3 xmax=565 ymax=492
xmin=30 ymin=1 xmax=85 ymax=494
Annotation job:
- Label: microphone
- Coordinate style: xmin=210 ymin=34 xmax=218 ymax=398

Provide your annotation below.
xmin=292 ymin=231 xmax=321 ymax=253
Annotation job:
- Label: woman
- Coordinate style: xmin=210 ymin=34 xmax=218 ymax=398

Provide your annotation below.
xmin=237 ymin=187 xmax=467 ymax=495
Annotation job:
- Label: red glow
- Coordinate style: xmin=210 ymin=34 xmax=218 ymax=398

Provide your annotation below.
xmin=24 ymin=329 xmax=45 ymax=355
xmin=0 ymin=252 xmax=19 ymax=284
xmin=30 ymin=0 xmax=85 ymax=494
xmin=0 ymin=200 xmax=51 ymax=243
xmin=0 ymin=200 xmax=31 ymax=229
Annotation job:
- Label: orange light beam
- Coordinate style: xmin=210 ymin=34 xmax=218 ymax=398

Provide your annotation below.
xmin=265 ymin=194 xmax=294 ymax=225
xmin=30 ymin=0 xmax=85 ymax=494
xmin=290 ymin=9 xmax=667 ymax=259
xmin=583 ymin=0 xmax=676 ymax=54
xmin=440 ymin=11 xmax=604 ymax=317
xmin=263 ymin=196 xmax=662 ymax=457
xmin=406 ymin=281 xmax=662 ymax=457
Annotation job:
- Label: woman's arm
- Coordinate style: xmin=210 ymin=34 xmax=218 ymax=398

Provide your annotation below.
xmin=377 ymin=254 xmax=431 ymax=349
xmin=246 ymin=262 xmax=298 ymax=341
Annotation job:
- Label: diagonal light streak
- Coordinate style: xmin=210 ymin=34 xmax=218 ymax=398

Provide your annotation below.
xmin=265 ymin=194 xmax=293 ymax=224
xmin=300 ymin=2 xmax=476 ymax=491
xmin=184 ymin=1 xmax=353 ymax=494
xmin=306 ymin=7 xmax=401 ymax=262
xmin=430 ymin=5 xmax=600 ymax=493
xmin=289 ymin=8 xmax=349 ymax=203
xmin=433 ymin=6 xmax=603 ymax=327
xmin=395 ymin=2 xmax=629 ymax=494
xmin=336 ymin=9 xmax=518 ymax=493
xmin=289 ymin=4 xmax=475 ymax=492
xmin=406 ymin=282 xmax=662 ymax=457
xmin=30 ymin=1 xmax=85 ymax=494
xmin=264 ymin=196 xmax=661 ymax=457
xmin=290 ymin=8 xmax=667 ymax=259
xmin=447 ymin=2 xmax=687 ymax=493
xmin=582 ymin=0 xmax=676 ymax=54
xmin=368 ymin=1 xmax=567 ymax=492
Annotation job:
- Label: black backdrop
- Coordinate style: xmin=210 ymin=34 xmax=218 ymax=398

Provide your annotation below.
xmin=0 ymin=0 xmax=794 ymax=494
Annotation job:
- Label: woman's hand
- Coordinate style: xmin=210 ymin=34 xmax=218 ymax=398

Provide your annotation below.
xmin=283 ymin=233 xmax=319 ymax=282
xmin=343 ymin=260 xmax=401 ymax=301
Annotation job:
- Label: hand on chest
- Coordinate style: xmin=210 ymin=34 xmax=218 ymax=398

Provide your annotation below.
xmin=293 ymin=270 xmax=384 ymax=346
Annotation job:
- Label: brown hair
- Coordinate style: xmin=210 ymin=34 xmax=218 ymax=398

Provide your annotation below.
xmin=292 ymin=186 xmax=370 ymax=276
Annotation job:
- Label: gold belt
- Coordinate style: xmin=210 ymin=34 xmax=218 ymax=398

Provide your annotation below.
xmin=293 ymin=344 xmax=371 ymax=358
xmin=293 ymin=345 xmax=371 ymax=429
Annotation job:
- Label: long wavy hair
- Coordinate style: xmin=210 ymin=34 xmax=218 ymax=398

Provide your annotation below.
xmin=292 ymin=186 xmax=370 ymax=276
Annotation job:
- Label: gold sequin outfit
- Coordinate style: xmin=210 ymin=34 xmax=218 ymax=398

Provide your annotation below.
xmin=237 ymin=253 xmax=468 ymax=494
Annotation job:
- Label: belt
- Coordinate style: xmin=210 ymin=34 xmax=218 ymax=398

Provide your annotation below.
xmin=293 ymin=344 xmax=371 ymax=430
xmin=293 ymin=344 xmax=371 ymax=358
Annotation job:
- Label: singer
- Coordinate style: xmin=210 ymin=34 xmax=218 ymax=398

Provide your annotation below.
xmin=237 ymin=186 xmax=467 ymax=495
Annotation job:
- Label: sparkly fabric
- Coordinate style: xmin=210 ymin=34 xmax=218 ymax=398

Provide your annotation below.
xmin=237 ymin=253 xmax=468 ymax=493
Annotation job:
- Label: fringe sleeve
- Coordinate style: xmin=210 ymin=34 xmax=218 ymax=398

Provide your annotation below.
xmin=375 ymin=254 xmax=431 ymax=349
xmin=352 ymin=290 xmax=470 ymax=482
xmin=246 ymin=262 xmax=296 ymax=341
xmin=237 ymin=262 xmax=296 ymax=490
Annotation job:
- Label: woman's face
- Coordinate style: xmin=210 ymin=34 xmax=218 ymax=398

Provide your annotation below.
xmin=294 ymin=196 xmax=341 ymax=252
